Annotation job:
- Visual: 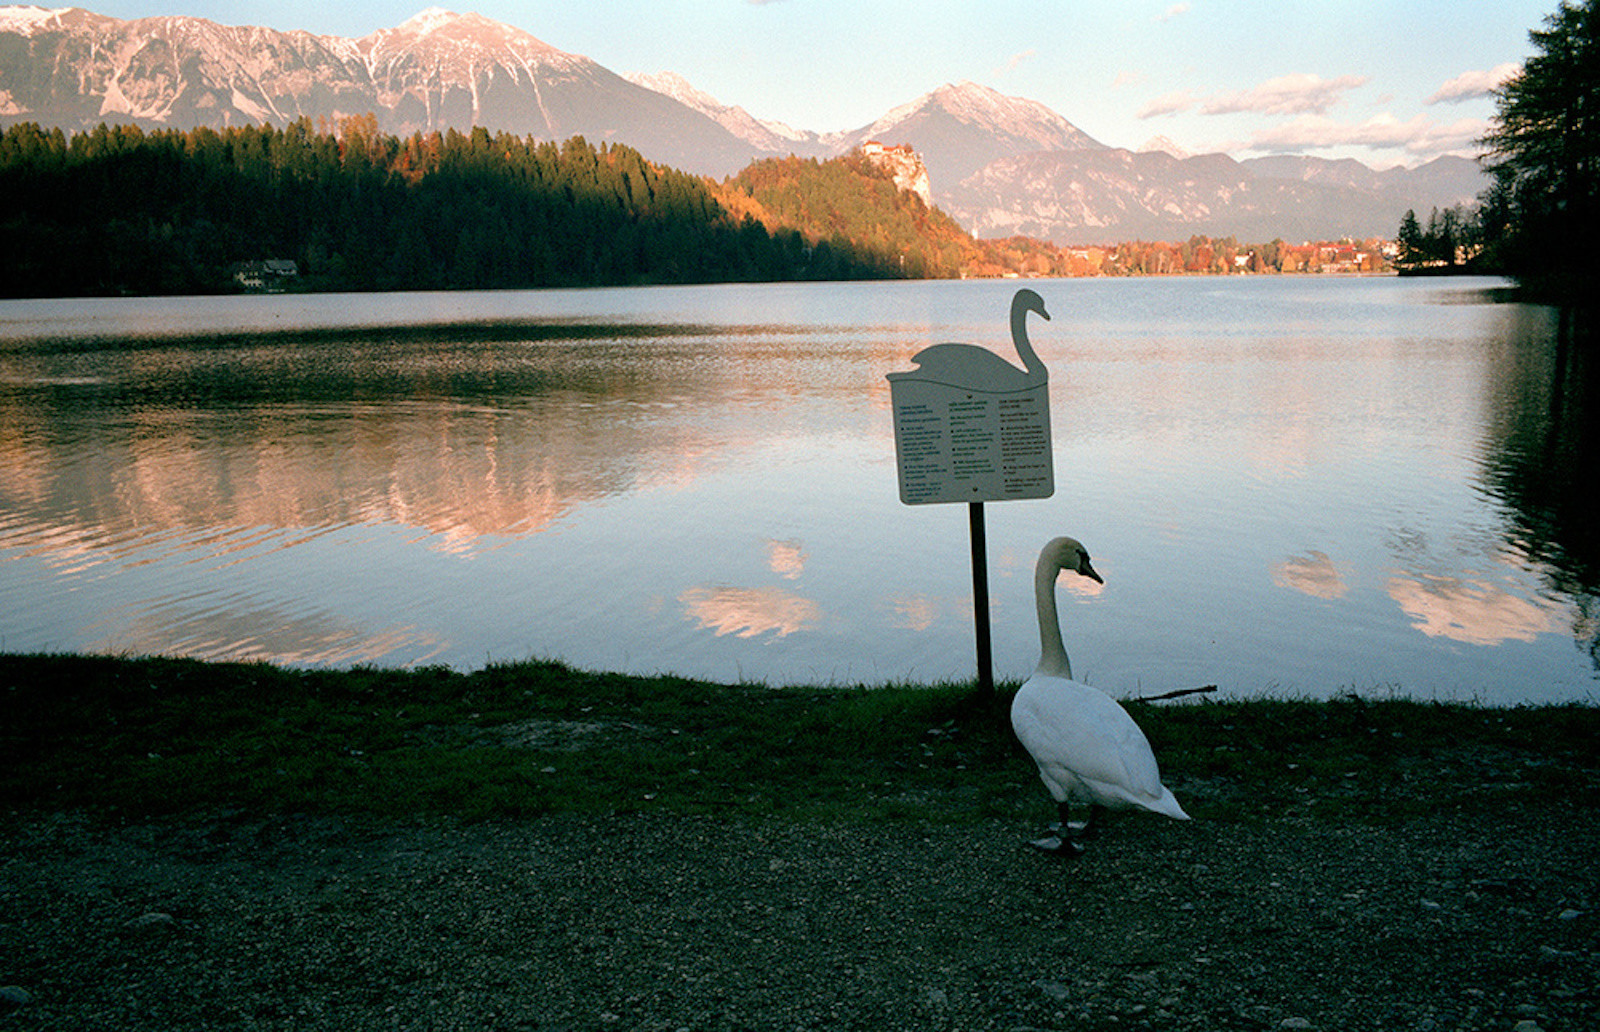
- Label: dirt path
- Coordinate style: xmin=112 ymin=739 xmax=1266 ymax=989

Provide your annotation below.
xmin=3 ymin=806 xmax=1595 ymax=1031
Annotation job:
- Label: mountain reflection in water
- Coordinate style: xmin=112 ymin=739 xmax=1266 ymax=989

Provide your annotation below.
xmin=0 ymin=279 xmax=1594 ymax=703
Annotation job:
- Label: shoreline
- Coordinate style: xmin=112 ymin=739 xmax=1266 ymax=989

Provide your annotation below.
xmin=4 ymin=653 xmax=1597 ymax=1028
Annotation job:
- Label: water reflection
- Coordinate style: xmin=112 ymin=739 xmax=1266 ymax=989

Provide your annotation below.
xmin=1387 ymin=569 xmax=1563 ymax=647
xmin=885 ymin=594 xmax=939 ymax=632
xmin=1 ymin=279 xmax=1596 ymax=702
xmin=0 ymin=398 xmax=630 ymax=556
xmin=679 ymin=585 xmax=821 ymax=639
xmin=0 ymin=325 xmax=895 ymax=560
xmin=91 ymin=587 xmax=449 ymax=666
xmin=1475 ymin=307 xmax=1599 ymax=665
xmin=767 ymin=539 xmax=807 ymax=580
xmin=1273 ymin=550 xmax=1348 ymax=600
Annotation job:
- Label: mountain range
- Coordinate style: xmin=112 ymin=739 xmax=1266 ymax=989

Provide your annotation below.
xmin=0 ymin=5 xmax=1488 ymax=244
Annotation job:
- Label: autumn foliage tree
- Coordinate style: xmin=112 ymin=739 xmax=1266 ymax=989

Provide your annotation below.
xmin=722 ymin=153 xmax=978 ymax=279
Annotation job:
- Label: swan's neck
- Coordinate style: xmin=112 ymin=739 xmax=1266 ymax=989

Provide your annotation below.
xmin=1035 ymin=556 xmax=1072 ymax=679
xmin=1011 ymin=303 xmax=1045 ymax=376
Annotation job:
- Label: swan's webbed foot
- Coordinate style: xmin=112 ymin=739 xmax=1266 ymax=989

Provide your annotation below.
xmin=1027 ymin=832 xmax=1085 ymax=856
xmin=1028 ymin=802 xmax=1088 ymax=856
xmin=1026 ymin=802 xmax=1110 ymax=855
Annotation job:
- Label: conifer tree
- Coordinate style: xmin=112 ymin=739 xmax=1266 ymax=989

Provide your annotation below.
xmin=1479 ymin=0 xmax=1597 ymax=298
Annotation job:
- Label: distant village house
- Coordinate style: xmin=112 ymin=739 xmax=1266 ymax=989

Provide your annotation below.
xmin=231 ymin=259 xmax=299 ymax=292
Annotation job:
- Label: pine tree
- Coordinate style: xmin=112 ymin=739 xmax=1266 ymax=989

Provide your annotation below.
xmin=1479 ymin=0 xmax=1597 ymax=299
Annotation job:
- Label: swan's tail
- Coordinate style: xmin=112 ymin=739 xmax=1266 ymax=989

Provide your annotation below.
xmin=1149 ymin=787 xmax=1190 ymax=821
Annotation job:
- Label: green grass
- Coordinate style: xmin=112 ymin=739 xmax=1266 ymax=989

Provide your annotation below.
xmin=3 ymin=652 xmax=1596 ymax=826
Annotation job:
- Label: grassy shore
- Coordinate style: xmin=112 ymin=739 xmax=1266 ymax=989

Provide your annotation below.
xmin=4 ymin=652 xmax=1596 ymax=825
xmin=6 ymin=652 xmax=1600 ymax=1030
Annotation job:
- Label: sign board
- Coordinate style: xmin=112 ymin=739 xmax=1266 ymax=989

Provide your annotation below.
xmin=886 ymin=288 xmax=1057 ymax=696
xmin=889 ymin=379 xmax=1053 ymax=504
xmin=886 ymin=288 xmax=1055 ymax=505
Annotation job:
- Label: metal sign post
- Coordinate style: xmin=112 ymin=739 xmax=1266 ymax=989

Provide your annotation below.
xmin=968 ymin=500 xmax=994 ymax=695
xmin=887 ymin=289 xmax=1055 ymax=695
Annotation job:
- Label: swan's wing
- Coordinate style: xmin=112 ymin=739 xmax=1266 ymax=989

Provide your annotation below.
xmin=903 ymin=344 xmax=1029 ymax=387
xmin=909 ymin=342 xmax=970 ymax=362
xmin=1096 ymin=704 xmax=1166 ymax=799
xmin=1012 ymin=679 xmax=1166 ymax=800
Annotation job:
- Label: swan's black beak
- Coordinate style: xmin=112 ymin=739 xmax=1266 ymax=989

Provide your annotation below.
xmin=1080 ymin=557 xmax=1103 ymax=583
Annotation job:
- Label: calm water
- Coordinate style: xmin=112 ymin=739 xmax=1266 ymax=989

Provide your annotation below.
xmin=1 ymin=277 xmax=1594 ymax=704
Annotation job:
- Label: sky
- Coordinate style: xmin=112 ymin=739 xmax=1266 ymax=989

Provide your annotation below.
xmin=72 ymin=0 xmax=1556 ymax=169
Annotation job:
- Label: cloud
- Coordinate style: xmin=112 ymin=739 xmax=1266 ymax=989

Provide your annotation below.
xmin=1112 ymin=70 xmax=1146 ymax=89
xmin=1157 ymin=3 xmax=1191 ymax=21
xmin=1427 ymin=63 xmax=1519 ymax=104
xmin=1248 ymin=113 xmax=1420 ymax=150
xmin=1138 ymin=90 xmax=1196 ymax=118
xmin=998 ymin=48 xmax=1037 ymax=74
xmin=1202 ymin=73 xmax=1369 ymax=116
xmin=1245 ymin=112 xmax=1490 ymax=157
xmin=1402 ymin=116 xmax=1492 ymax=154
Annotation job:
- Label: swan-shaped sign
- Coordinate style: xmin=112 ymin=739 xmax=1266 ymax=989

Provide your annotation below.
xmin=887 ymin=289 xmax=1054 ymax=505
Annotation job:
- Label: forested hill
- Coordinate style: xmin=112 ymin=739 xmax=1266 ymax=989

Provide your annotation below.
xmin=720 ymin=153 xmax=979 ymax=279
xmin=0 ymin=118 xmax=944 ymax=298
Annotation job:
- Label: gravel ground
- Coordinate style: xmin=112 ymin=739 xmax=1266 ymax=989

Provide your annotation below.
xmin=2 ymin=803 xmax=1596 ymax=1031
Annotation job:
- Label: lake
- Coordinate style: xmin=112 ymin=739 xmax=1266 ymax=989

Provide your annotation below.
xmin=1 ymin=276 xmax=1594 ymax=705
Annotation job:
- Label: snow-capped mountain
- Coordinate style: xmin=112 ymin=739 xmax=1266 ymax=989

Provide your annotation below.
xmin=623 ymin=70 xmax=836 ymax=158
xmin=833 ymin=81 xmax=1105 ymax=188
xmin=943 ymin=148 xmax=1488 ymax=244
xmin=0 ymin=6 xmax=1488 ymax=240
xmin=1241 ymin=152 xmax=1485 ymax=211
xmin=1139 ymin=136 xmax=1192 ymax=160
xmin=0 ymin=5 xmax=757 ymax=176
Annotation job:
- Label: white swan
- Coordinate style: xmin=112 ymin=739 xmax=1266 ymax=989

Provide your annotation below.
xmin=886 ymin=288 xmax=1049 ymax=391
xmin=1010 ymin=536 xmax=1189 ymax=855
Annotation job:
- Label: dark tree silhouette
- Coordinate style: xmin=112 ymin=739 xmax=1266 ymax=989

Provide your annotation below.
xmin=1479 ymin=0 xmax=1598 ymax=301
xmin=0 ymin=120 xmax=895 ymax=297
